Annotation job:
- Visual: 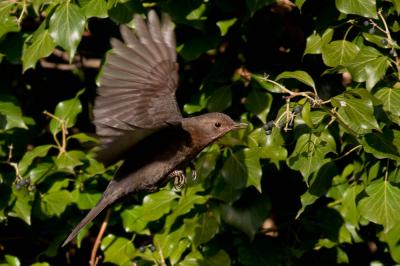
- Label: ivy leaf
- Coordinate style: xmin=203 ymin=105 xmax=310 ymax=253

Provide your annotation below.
xmin=54 ymin=150 xmax=85 ymax=172
xmin=121 ymin=190 xmax=178 ymax=233
xmin=216 ymin=18 xmax=237 ymax=36
xmin=40 ymin=190 xmax=72 ymax=217
xmin=322 ymin=40 xmax=360 ymax=67
xmin=374 ymin=87 xmax=400 ymax=116
xmin=276 ymin=70 xmax=316 ymax=91
xmin=9 ymin=187 xmax=33 ymax=225
xmin=335 ymin=0 xmax=377 ymax=19
xmin=195 ymin=145 xmax=220 ymax=181
xmin=304 ymin=28 xmax=334 ymax=55
xmin=206 ymin=86 xmax=232 ymax=112
xmin=0 ymin=3 xmax=19 ymax=38
xmin=72 ymin=190 xmax=101 ymax=210
xmin=3 ymin=254 xmax=20 ymax=266
xmin=252 ymin=74 xmax=283 ymax=93
xmin=358 ymin=180 xmax=400 ymax=232
xmin=179 ymin=250 xmax=231 ymax=266
xmin=221 ymin=148 xmax=262 ymax=192
xmin=18 ymin=145 xmax=53 ymax=176
xmin=81 ymin=0 xmax=108 ymax=18
xmin=361 ymin=129 xmax=400 ymax=161
xmin=49 ymin=2 xmax=85 ymax=59
xmin=259 ymin=128 xmax=288 ymax=165
xmin=244 ymin=88 xmax=272 ymax=123
xmin=287 ymin=131 xmax=336 ymax=179
xmin=22 ymin=28 xmax=55 ymax=72
xmin=332 ymin=89 xmax=380 ymax=135
xmin=28 ymin=162 xmax=55 ymax=184
xmin=0 ymin=97 xmax=28 ymax=130
xmin=346 ymin=46 xmax=390 ymax=90
xmin=101 ymin=234 xmax=136 ymax=265
xmin=192 ymin=213 xmax=219 ymax=246
xmin=340 ymin=184 xmax=363 ymax=226
xmin=380 ymin=224 xmax=400 ymax=263
xmin=49 ymin=89 xmax=83 ymax=136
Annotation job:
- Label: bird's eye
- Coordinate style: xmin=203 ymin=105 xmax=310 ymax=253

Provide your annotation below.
xmin=214 ymin=122 xmax=221 ymax=128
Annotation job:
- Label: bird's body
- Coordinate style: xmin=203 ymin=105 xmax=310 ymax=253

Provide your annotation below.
xmin=62 ymin=11 xmax=246 ymax=247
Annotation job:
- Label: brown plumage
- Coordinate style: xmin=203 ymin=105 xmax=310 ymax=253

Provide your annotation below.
xmin=62 ymin=10 xmax=246 ymax=247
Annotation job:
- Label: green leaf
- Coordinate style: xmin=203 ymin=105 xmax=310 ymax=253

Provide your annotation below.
xmin=332 ymin=89 xmax=380 ymax=135
xmin=252 ymin=74 xmax=283 ymax=93
xmin=276 ymin=70 xmax=316 ymax=90
xmin=28 ymin=162 xmax=55 ymax=184
xmin=216 ymin=18 xmax=237 ymax=36
xmin=206 ymin=86 xmax=232 ymax=112
xmin=0 ymin=99 xmax=28 ymax=130
xmin=50 ymin=89 xmax=83 ymax=135
xmin=81 ymin=0 xmax=108 ymax=18
xmin=73 ymin=190 xmax=101 ymax=210
xmin=361 ymin=129 xmax=400 ymax=161
xmin=4 ymin=255 xmax=20 ymax=266
xmin=101 ymin=234 xmax=136 ymax=266
xmin=0 ymin=3 xmax=20 ymax=38
xmin=335 ymin=0 xmax=377 ymax=19
xmin=22 ymin=29 xmax=55 ymax=72
xmin=259 ymin=128 xmax=288 ymax=165
xmin=55 ymin=150 xmax=85 ymax=172
xmin=358 ymin=180 xmax=400 ymax=232
xmin=179 ymin=250 xmax=231 ymax=266
xmin=374 ymin=87 xmax=400 ymax=116
xmin=392 ymin=0 xmax=400 ymax=14
xmin=345 ymin=46 xmax=390 ymax=90
xmin=244 ymin=88 xmax=272 ymax=123
xmin=178 ymin=30 xmax=220 ymax=61
xmin=40 ymin=190 xmax=72 ymax=217
xmin=221 ymin=194 xmax=271 ymax=239
xmin=322 ymin=40 xmax=360 ymax=67
xmin=221 ymin=148 xmax=262 ymax=192
xmin=68 ymin=133 xmax=99 ymax=144
xmin=121 ymin=190 xmax=178 ymax=232
xmin=195 ymin=145 xmax=220 ymax=180
xmin=304 ymin=29 xmax=335 ymax=55
xmin=192 ymin=213 xmax=219 ymax=246
xmin=49 ymin=2 xmax=85 ymax=59
xmin=18 ymin=145 xmax=53 ymax=175
xmin=380 ymin=224 xmax=400 ymax=263
xmin=165 ymin=185 xmax=208 ymax=229
xmin=9 ymin=187 xmax=33 ymax=225
xmin=287 ymin=131 xmax=336 ymax=179
xmin=340 ymin=184 xmax=363 ymax=226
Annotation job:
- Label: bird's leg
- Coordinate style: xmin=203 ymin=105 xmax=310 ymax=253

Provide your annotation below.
xmin=169 ymin=169 xmax=186 ymax=189
xmin=189 ymin=161 xmax=197 ymax=181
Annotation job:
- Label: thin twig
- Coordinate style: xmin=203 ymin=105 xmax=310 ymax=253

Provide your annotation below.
xmin=90 ymin=208 xmax=112 ymax=266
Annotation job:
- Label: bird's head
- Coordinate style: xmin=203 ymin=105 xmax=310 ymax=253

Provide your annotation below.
xmin=182 ymin=112 xmax=247 ymax=145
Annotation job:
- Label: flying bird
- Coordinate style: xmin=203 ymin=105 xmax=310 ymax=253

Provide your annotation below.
xmin=62 ymin=10 xmax=246 ymax=246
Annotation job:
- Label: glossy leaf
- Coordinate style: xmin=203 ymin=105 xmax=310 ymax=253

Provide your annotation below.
xmin=81 ymin=0 xmax=108 ymax=18
xmin=9 ymin=187 xmax=33 ymax=225
xmin=0 ymin=100 xmax=28 ymax=130
xmin=49 ymin=90 xmax=83 ymax=136
xmin=332 ymin=89 xmax=380 ymax=135
xmin=22 ymin=29 xmax=55 ymax=72
xmin=40 ymin=190 xmax=72 ymax=217
xmin=276 ymin=70 xmax=316 ymax=90
xmin=358 ymin=180 xmax=400 ymax=232
xmin=121 ymin=190 xmax=178 ymax=233
xmin=49 ymin=2 xmax=85 ymax=59
xmin=304 ymin=28 xmax=334 ymax=55
xmin=322 ymin=40 xmax=360 ymax=67
xmin=101 ymin=234 xmax=136 ymax=265
xmin=345 ymin=46 xmax=390 ymax=90
xmin=361 ymin=129 xmax=400 ymax=161
xmin=216 ymin=18 xmax=237 ymax=36
xmin=54 ymin=150 xmax=85 ymax=172
xmin=335 ymin=0 xmax=377 ymax=18
xmin=252 ymin=74 xmax=283 ymax=93
xmin=374 ymin=87 xmax=400 ymax=116
xmin=18 ymin=145 xmax=53 ymax=175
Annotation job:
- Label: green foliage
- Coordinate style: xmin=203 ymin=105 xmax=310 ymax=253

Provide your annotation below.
xmin=1 ymin=0 xmax=400 ymax=265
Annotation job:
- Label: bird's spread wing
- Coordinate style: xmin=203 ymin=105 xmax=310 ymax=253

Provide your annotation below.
xmin=94 ymin=10 xmax=182 ymax=165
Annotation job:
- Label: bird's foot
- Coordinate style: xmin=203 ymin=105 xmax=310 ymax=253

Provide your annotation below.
xmin=169 ymin=169 xmax=187 ymax=189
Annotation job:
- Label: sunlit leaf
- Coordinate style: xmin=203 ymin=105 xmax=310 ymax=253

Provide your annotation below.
xmin=358 ymin=180 xmax=400 ymax=232
xmin=40 ymin=190 xmax=72 ymax=217
xmin=322 ymin=40 xmax=360 ymax=67
xmin=276 ymin=70 xmax=316 ymax=90
xmin=22 ymin=28 xmax=55 ymax=72
xmin=374 ymin=87 xmax=400 ymax=116
xmin=101 ymin=234 xmax=136 ymax=265
xmin=49 ymin=2 xmax=85 ymax=59
xmin=335 ymin=0 xmax=377 ymax=18
xmin=18 ymin=145 xmax=53 ymax=175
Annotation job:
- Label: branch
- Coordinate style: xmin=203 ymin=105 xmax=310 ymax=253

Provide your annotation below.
xmin=90 ymin=208 xmax=112 ymax=266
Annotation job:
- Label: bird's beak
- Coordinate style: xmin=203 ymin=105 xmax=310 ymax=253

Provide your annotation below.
xmin=233 ymin=122 xmax=248 ymax=130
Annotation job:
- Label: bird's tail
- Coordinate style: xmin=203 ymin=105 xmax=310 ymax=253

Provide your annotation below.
xmin=62 ymin=195 xmax=111 ymax=247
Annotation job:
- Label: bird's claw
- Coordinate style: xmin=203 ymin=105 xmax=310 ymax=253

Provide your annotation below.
xmin=169 ymin=170 xmax=186 ymax=189
xmin=189 ymin=162 xmax=197 ymax=181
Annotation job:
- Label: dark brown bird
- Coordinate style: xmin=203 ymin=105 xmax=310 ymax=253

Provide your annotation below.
xmin=62 ymin=10 xmax=246 ymax=247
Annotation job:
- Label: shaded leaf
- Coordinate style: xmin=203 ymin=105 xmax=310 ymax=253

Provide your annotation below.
xmin=0 ymin=99 xmax=28 ymax=130
xmin=276 ymin=70 xmax=316 ymax=90
xmin=18 ymin=145 xmax=53 ymax=175
xmin=216 ymin=18 xmax=237 ymax=36
xmin=207 ymin=86 xmax=232 ymax=112
xmin=374 ymin=87 xmax=400 ymax=116
xmin=40 ymin=190 xmax=72 ymax=217
xmin=361 ymin=129 xmax=400 ymax=161
xmin=244 ymin=88 xmax=272 ymax=123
